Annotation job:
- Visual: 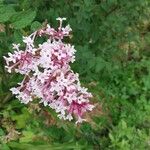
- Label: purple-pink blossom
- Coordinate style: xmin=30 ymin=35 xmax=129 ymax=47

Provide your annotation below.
xmin=4 ymin=18 xmax=94 ymax=124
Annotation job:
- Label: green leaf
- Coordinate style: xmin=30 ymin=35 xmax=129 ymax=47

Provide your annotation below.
xmin=121 ymin=120 xmax=127 ymax=129
xmin=109 ymin=133 xmax=115 ymax=141
xmin=0 ymin=144 xmax=10 ymax=150
xmin=8 ymin=142 xmax=87 ymax=150
xmin=0 ymin=128 xmax=5 ymax=136
xmin=95 ymin=57 xmax=106 ymax=73
xmin=11 ymin=108 xmax=30 ymax=129
xmin=31 ymin=21 xmax=41 ymax=31
xmin=0 ymin=5 xmax=16 ymax=23
xmin=19 ymin=131 xmax=35 ymax=143
xmin=11 ymin=10 xmax=36 ymax=29
xmin=13 ymin=30 xmax=23 ymax=43
xmin=142 ymin=75 xmax=150 ymax=89
xmin=46 ymin=125 xmax=65 ymax=140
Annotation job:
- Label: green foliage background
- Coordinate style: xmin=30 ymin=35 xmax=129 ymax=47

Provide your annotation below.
xmin=0 ymin=0 xmax=150 ymax=149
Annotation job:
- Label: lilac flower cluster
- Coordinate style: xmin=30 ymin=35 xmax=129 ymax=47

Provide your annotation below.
xmin=4 ymin=18 xmax=94 ymax=123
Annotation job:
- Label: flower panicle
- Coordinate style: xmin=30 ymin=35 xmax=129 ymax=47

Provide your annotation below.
xmin=4 ymin=18 xmax=94 ymax=124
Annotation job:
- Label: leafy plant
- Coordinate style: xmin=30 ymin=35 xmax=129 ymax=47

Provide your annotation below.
xmin=0 ymin=0 xmax=150 ymax=149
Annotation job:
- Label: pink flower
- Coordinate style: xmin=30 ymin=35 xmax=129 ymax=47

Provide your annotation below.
xmin=4 ymin=18 xmax=94 ymax=123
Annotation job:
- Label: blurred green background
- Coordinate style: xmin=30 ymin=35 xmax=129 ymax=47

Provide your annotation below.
xmin=0 ymin=0 xmax=150 ymax=149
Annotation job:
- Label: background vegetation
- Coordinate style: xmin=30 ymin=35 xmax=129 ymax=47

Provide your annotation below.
xmin=0 ymin=0 xmax=150 ymax=149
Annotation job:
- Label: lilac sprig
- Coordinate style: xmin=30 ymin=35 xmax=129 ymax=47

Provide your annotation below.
xmin=4 ymin=18 xmax=94 ymax=124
